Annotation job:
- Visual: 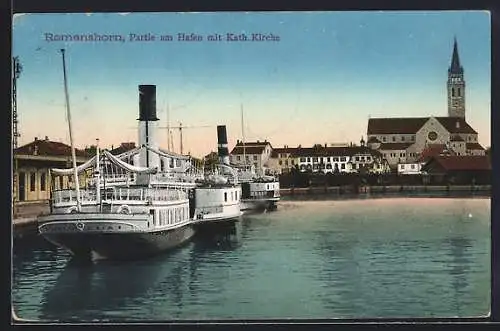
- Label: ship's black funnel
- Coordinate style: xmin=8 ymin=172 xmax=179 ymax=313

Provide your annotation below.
xmin=138 ymin=85 xmax=159 ymax=121
xmin=217 ymin=125 xmax=230 ymax=165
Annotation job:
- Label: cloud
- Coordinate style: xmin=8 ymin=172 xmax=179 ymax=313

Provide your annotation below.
xmin=118 ymin=13 xmax=131 ymax=16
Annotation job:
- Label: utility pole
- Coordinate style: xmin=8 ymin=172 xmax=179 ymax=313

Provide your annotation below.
xmin=12 ymin=56 xmax=22 ymax=149
xmin=12 ymin=56 xmax=22 ymax=217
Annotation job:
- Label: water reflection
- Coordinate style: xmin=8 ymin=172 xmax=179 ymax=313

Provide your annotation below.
xmin=39 ymin=249 xmax=188 ymax=322
xmin=193 ymin=220 xmax=243 ymax=251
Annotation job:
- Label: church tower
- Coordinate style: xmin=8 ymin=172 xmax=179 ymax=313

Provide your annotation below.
xmin=447 ymin=37 xmax=466 ymax=118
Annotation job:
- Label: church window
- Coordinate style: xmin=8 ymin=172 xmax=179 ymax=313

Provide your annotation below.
xmin=401 ymin=136 xmax=405 ymax=141
xmin=382 ymin=137 xmax=386 ymax=142
xmin=392 ymin=136 xmax=396 ymax=142
xmin=452 ymin=88 xmax=455 ymax=97
xmin=457 ymin=88 xmax=461 ymax=97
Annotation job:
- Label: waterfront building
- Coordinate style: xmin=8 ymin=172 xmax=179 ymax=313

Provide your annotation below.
xmin=397 ymin=162 xmax=424 ymax=175
xmin=229 ymin=140 xmax=273 ymax=175
xmin=288 ymin=141 xmax=390 ymax=174
xmin=421 ymin=155 xmax=491 ymax=185
xmin=109 ymin=142 xmax=136 ymax=155
xmin=366 ymin=38 xmax=485 ymax=170
xmin=268 ymin=145 xmax=298 ymax=175
xmin=13 ymin=137 xmax=91 ymax=203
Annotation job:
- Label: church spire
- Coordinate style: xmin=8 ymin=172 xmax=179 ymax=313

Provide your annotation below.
xmin=447 ymin=36 xmax=466 ymax=119
xmin=449 ymin=37 xmax=463 ymax=75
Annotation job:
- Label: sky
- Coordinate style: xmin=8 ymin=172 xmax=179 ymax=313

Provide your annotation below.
xmin=12 ymin=11 xmax=491 ymax=158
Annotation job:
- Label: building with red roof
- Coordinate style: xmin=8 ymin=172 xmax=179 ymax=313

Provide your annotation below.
xmin=421 ymin=155 xmax=491 ymax=184
xmin=13 ymin=137 xmax=92 ymax=203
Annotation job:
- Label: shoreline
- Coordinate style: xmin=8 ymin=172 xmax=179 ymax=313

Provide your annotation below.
xmin=280 ymin=185 xmax=491 ymax=197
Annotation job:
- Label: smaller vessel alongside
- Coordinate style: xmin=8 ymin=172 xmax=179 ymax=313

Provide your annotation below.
xmin=191 ymin=125 xmax=242 ymax=232
xmin=235 ymin=105 xmax=280 ymax=212
xmin=239 ymin=174 xmax=280 ymax=212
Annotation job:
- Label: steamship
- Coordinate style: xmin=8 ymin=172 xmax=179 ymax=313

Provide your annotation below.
xmin=239 ymin=178 xmax=280 ymax=212
xmin=236 ymin=106 xmax=280 ymax=212
xmin=37 ymin=85 xmax=196 ymax=261
xmin=191 ymin=125 xmax=242 ymax=229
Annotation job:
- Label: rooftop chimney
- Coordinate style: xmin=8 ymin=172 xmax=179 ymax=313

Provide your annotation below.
xmin=34 ymin=137 xmax=38 ymax=141
xmin=217 ymin=125 xmax=230 ymax=165
xmin=45 ymin=136 xmax=49 ymax=141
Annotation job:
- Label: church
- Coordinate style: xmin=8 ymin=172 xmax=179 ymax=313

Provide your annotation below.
xmin=366 ymin=38 xmax=486 ymax=169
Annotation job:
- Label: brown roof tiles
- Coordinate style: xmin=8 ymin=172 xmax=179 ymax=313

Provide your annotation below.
xmin=367 ymin=116 xmax=477 ymax=135
xmin=14 ymin=139 xmax=88 ymax=157
xmin=367 ymin=117 xmax=428 ymax=134
xmin=423 ymin=155 xmax=491 ymax=171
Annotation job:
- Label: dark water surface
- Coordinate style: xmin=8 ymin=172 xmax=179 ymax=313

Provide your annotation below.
xmin=12 ymin=197 xmax=490 ymax=321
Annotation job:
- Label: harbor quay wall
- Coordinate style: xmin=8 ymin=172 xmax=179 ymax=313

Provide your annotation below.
xmin=12 ymin=201 xmax=49 ymax=238
xmin=279 ymin=185 xmax=491 ymax=196
xmin=278 ymin=171 xmax=491 ymax=188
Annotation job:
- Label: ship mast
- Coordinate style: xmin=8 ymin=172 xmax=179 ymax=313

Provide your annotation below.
xmin=241 ymin=104 xmax=246 ymax=168
xmin=166 ymin=102 xmax=171 ymax=152
xmin=60 ymin=49 xmax=81 ymax=212
xmin=95 ymin=138 xmax=101 ymax=211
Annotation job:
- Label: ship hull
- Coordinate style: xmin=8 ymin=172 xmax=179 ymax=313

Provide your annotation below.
xmin=41 ymin=225 xmax=195 ymax=261
xmin=38 ymin=213 xmax=195 ymax=261
xmin=240 ymin=199 xmax=279 ymax=212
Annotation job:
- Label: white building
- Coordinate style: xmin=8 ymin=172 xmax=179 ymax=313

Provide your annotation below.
xmin=230 ymin=140 xmax=273 ymax=175
xmin=290 ymin=143 xmax=390 ymax=174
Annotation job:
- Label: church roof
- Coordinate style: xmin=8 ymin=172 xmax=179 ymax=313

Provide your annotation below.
xmin=367 ymin=117 xmax=476 ymax=135
xmin=367 ymin=118 xmax=428 ymax=134
xmin=434 ymin=117 xmax=476 ymax=134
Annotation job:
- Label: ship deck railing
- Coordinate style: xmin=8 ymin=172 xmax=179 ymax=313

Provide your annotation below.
xmin=52 ymin=187 xmax=187 ymax=205
xmin=246 ymin=190 xmax=280 ymax=199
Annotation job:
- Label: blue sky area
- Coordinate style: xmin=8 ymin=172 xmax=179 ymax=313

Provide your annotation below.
xmin=13 ymin=11 xmax=491 ymax=157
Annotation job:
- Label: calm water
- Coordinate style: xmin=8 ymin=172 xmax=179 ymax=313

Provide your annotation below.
xmin=12 ymin=197 xmax=491 ymax=321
